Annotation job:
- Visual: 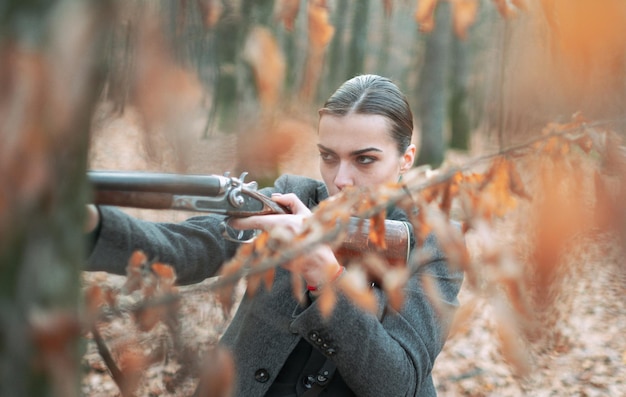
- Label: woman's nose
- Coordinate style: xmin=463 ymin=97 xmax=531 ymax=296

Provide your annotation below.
xmin=334 ymin=163 xmax=354 ymax=191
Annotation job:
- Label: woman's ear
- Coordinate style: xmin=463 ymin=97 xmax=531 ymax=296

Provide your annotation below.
xmin=400 ymin=144 xmax=417 ymax=173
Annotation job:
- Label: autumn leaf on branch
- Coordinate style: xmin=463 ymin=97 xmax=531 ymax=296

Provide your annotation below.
xmin=307 ymin=0 xmax=335 ymax=49
xmin=300 ymin=0 xmax=335 ymax=101
xmin=414 ymin=0 xmax=439 ymax=32
xmin=195 ymin=346 xmax=235 ymax=397
xmin=196 ymin=0 xmax=223 ymax=29
xmin=451 ymin=0 xmax=479 ymax=39
xmin=275 ymin=0 xmax=301 ymax=31
xmin=242 ymin=26 xmax=286 ymax=108
xmin=492 ymin=0 xmax=518 ymax=18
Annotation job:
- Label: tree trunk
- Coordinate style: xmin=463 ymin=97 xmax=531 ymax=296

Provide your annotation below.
xmin=323 ymin=0 xmax=350 ymax=96
xmin=415 ymin=1 xmax=452 ymax=168
xmin=448 ymin=34 xmax=471 ymax=151
xmin=0 ymin=2 xmax=110 ymax=397
xmin=345 ymin=0 xmax=370 ymax=79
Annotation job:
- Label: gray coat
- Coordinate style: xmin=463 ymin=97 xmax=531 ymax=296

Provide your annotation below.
xmin=87 ymin=175 xmax=463 ymax=396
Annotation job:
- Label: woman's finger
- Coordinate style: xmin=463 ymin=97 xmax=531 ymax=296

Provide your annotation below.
xmin=271 ymin=193 xmax=310 ymax=215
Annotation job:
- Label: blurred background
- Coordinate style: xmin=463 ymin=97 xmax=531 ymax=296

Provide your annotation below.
xmin=1 ymin=1 xmax=625 ymax=396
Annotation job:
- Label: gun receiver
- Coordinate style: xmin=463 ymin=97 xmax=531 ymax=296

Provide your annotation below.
xmin=88 ymin=170 xmax=410 ymax=265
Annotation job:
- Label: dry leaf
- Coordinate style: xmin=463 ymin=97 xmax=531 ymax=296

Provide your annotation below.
xmin=275 ymin=0 xmax=300 ymax=31
xmin=421 ymin=273 xmax=453 ymax=319
xmin=492 ymin=0 xmax=516 ymax=18
xmin=197 ymin=0 xmax=223 ymax=29
xmin=123 ymin=250 xmax=147 ymax=293
xmin=510 ymin=0 xmax=527 ymax=11
xmin=451 ymin=0 xmax=479 ymax=39
xmin=318 ymin=287 xmax=338 ymax=318
xmin=507 ymin=160 xmax=532 ymax=200
xmin=308 ymin=0 xmax=335 ymax=49
xmin=382 ymin=0 xmax=393 ymax=17
xmin=382 ymin=268 xmax=409 ymax=311
xmin=117 ymin=347 xmax=147 ymax=395
xmin=447 ymin=298 xmax=478 ymax=338
xmin=414 ymin=202 xmax=433 ymax=247
xmin=262 ymin=267 xmax=276 ymax=291
xmin=196 ymin=347 xmax=235 ymax=397
xmin=369 ymin=211 xmax=388 ymax=250
xmin=151 ymin=262 xmax=177 ymax=292
xmin=134 ymin=305 xmax=163 ymax=332
xmin=242 ymin=26 xmax=285 ymax=107
xmin=493 ymin=304 xmax=531 ymax=376
xmin=337 ymin=267 xmax=379 ymax=314
xmin=415 ymin=0 xmax=439 ymax=32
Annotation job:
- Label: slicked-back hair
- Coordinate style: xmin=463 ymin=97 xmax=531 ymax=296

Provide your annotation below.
xmin=319 ymin=74 xmax=414 ymax=154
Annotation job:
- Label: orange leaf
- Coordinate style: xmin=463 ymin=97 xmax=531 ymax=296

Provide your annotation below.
xmin=451 ymin=0 xmax=479 ymax=39
xmin=31 ymin=311 xmax=81 ymax=354
xmin=291 ymin=271 xmax=306 ymax=304
xmin=573 ymin=134 xmax=593 ymax=153
xmin=216 ymin=283 xmax=236 ymax=315
xmin=124 ymin=250 xmax=148 ymax=293
xmin=368 ymin=211 xmax=387 ymax=250
xmin=317 ymin=287 xmax=337 ymax=318
xmin=337 ymin=268 xmax=379 ymax=314
xmin=134 ymin=306 xmax=163 ymax=332
xmin=420 ymin=183 xmax=442 ymax=203
xmin=421 ymin=273 xmax=458 ymax=321
xmin=242 ymin=26 xmax=285 ymax=107
xmin=84 ymin=285 xmax=105 ymax=318
xmin=262 ymin=267 xmax=276 ymax=291
xmin=196 ymin=347 xmax=235 ymax=397
xmin=383 ymin=0 xmax=393 ymax=17
xmin=493 ymin=305 xmax=530 ymax=376
xmin=308 ymin=0 xmax=335 ymax=49
xmin=196 ymin=0 xmax=223 ymax=29
xmin=275 ymin=0 xmax=300 ymax=31
xmin=510 ymin=0 xmax=527 ymax=11
xmin=415 ymin=0 xmax=439 ymax=32
xmin=117 ymin=347 xmax=147 ymax=395
xmin=382 ymin=268 xmax=409 ymax=311
xmin=447 ymin=298 xmax=478 ymax=338
xmin=507 ymin=160 xmax=532 ymax=200
xmin=151 ymin=263 xmax=174 ymax=279
xmin=416 ymin=207 xmax=433 ymax=246
xmin=128 ymin=250 xmax=147 ymax=269
xmin=492 ymin=0 xmax=516 ymax=18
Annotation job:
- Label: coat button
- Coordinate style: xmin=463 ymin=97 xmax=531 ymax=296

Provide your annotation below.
xmin=254 ymin=368 xmax=270 ymax=383
xmin=325 ymin=348 xmax=336 ymax=356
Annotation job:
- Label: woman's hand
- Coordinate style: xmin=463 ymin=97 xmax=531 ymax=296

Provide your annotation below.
xmin=228 ymin=193 xmax=310 ymax=234
xmin=228 ymin=193 xmax=343 ymax=290
xmin=85 ymin=204 xmax=100 ymax=233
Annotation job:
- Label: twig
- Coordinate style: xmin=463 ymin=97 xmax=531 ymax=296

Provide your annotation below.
xmin=91 ymin=324 xmax=128 ymax=396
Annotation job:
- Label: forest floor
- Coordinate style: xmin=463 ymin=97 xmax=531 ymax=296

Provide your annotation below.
xmin=81 ymin=104 xmax=626 ymax=396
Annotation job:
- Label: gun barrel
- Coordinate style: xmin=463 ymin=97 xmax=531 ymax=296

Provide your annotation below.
xmin=87 ymin=171 xmax=227 ymax=196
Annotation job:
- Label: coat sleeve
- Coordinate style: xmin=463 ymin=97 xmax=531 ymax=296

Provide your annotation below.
xmin=84 ymin=174 xmax=324 ymax=285
xmin=85 ymin=206 xmax=241 ymax=285
xmin=289 ymin=230 xmax=464 ymax=396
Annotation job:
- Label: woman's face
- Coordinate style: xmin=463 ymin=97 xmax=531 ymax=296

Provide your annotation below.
xmin=318 ymin=113 xmax=416 ymax=196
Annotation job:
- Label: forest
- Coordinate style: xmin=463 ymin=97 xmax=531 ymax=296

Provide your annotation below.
xmin=1 ymin=0 xmax=625 ymax=396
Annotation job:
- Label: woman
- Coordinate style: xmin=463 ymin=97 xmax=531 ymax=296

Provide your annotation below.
xmin=85 ymin=74 xmax=463 ymax=396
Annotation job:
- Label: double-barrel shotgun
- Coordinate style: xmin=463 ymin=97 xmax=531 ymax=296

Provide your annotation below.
xmin=87 ymin=170 xmax=410 ymax=265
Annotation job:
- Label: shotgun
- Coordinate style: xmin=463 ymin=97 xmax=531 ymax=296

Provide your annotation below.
xmin=87 ymin=170 xmax=410 ymax=265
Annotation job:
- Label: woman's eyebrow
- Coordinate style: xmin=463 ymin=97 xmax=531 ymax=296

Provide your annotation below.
xmin=317 ymin=144 xmax=382 ymax=156
xmin=351 ymin=147 xmax=382 ymax=156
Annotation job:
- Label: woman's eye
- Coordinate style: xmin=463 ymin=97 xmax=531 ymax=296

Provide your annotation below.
xmin=356 ymin=156 xmax=376 ymax=165
xmin=320 ymin=152 xmax=336 ymax=162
